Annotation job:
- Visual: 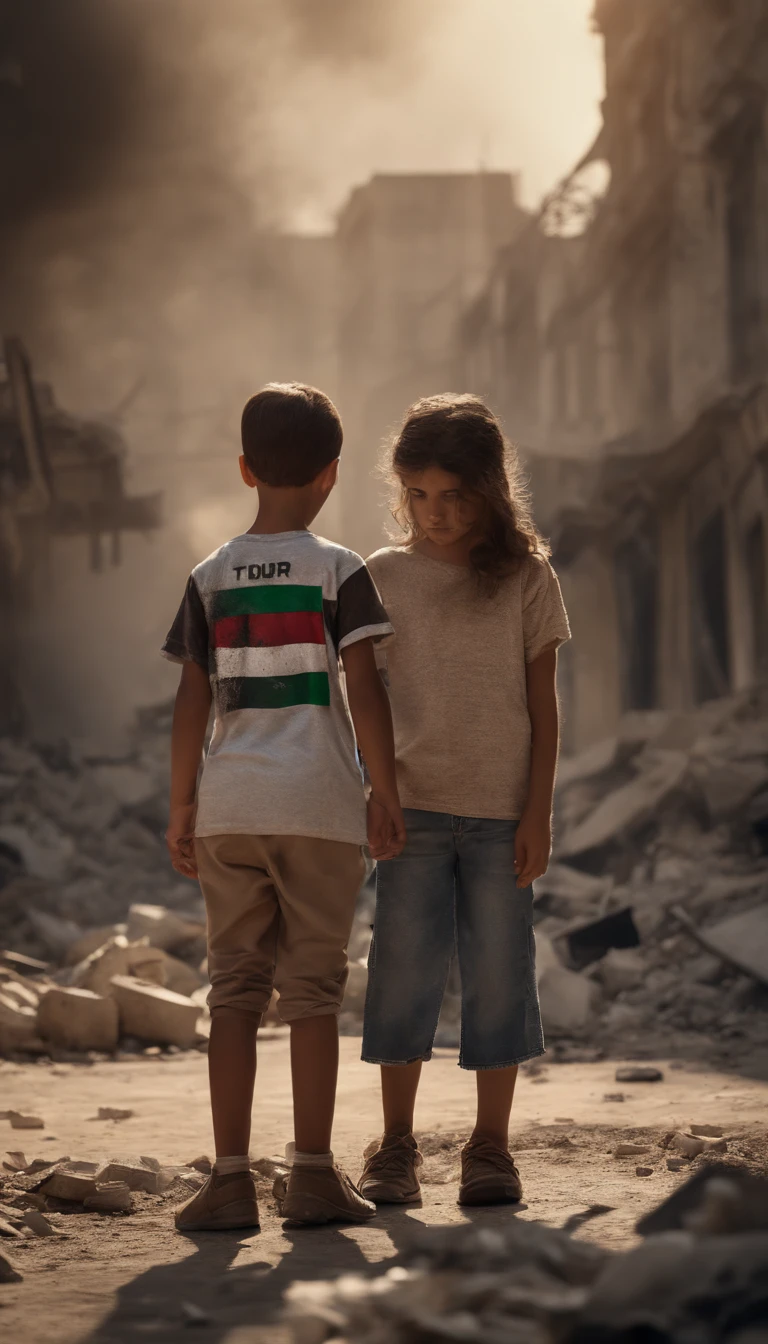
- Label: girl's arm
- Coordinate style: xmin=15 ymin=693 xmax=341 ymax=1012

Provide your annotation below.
xmin=166 ymin=660 xmax=212 ymax=879
xmin=516 ymin=646 xmax=559 ymax=889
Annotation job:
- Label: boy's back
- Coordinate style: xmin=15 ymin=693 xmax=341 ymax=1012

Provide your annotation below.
xmin=163 ymin=529 xmax=392 ymax=843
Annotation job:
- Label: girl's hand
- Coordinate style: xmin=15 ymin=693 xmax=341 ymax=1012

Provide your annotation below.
xmin=166 ymin=803 xmax=198 ymax=879
xmin=514 ymin=810 xmax=551 ymax=889
xmin=367 ymin=796 xmax=406 ymax=861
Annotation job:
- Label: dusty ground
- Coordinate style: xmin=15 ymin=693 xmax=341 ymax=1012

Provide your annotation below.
xmin=1 ymin=1035 xmax=768 ymax=1344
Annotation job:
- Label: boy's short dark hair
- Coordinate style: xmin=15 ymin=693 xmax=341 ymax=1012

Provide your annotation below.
xmin=241 ymin=383 xmax=343 ymax=487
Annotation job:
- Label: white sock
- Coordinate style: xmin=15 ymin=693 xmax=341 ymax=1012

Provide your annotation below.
xmin=285 ymin=1141 xmax=333 ymax=1169
xmin=214 ymin=1154 xmax=251 ymax=1175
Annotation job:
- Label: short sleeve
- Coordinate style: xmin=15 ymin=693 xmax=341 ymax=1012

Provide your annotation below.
xmin=522 ymin=556 xmax=571 ymax=663
xmin=161 ymin=575 xmax=210 ymax=669
xmin=336 ymin=563 xmax=394 ymax=653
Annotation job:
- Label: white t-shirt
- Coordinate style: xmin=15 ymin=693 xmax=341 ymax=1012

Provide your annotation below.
xmin=163 ymin=531 xmax=393 ymax=844
xmin=366 ymin=547 xmax=571 ymax=820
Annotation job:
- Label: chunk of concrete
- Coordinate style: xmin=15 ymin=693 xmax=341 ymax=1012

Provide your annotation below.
xmin=94 ymin=1159 xmax=160 ymax=1194
xmin=95 ymin=1107 xmax=134 ymax=1122
xmin=64 ymin=926 xmax=124 ymax=967
xmin=0 ymin=1248 xmax=23 ymax=1282
xmin=110 ymin=976 xmax=200 ymax=1048
xmin=23 ymin=1211 xmax=58 ymax=1237
xmin=538 ymin=965 xmax=597 ymax=1035
xmin=37 ymin=987 xmax=119 ymax=1053
xmin=84 ymin=1182 xmax=134 ymax=1212
xmin=598 ymin=948 xmax=646 ymax=996
xmin=8 ymin=1112 xmax=44 ymax=1130
xmin=615 ymin=1066 xmax=663 ymax=1083
xmin=72 ymin=937 xmax=165 ymax=999
xmin=0 ymin=994 xmax=44 ymax=1055
xmin=157 ymin=952 xmax=204 ymax=999
xmin=680 ymin=904 xmax=768 ymax=987
xmin=40 ymin=1168 xmax=98 ymax=1202
xmin=125 ymin=904 xmax=204 ymax=953
xmin=614 ymin=1143 xmax=651 ymax=1157
xmin=559 ymin=750 xmax=688 ymax=857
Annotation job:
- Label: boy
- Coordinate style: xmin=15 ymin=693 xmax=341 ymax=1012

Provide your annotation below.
xmin=162 ymin=383 xmax=405 ymax=1231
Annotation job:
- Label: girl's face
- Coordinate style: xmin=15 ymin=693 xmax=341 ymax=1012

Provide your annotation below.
xmin=400 ymin=465 xmax=484 ymax=547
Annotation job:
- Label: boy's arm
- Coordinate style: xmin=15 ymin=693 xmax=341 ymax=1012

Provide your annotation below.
xmin=516 ymin=646 xmax=559 ymax=889
xmin=341 ymin=638 xmax=406 ymax=860
xmin=166 ymin=660 xmax=212 ymax=879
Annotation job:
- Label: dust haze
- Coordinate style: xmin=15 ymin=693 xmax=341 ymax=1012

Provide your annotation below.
xmin=0 ymin=0 xmax=600 ymax=741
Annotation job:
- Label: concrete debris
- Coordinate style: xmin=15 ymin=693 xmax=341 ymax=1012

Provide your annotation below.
xmin=615 ymin=1066 xmax=664 ymax=1083
xmin=37 ymin=987 xmax=119 ymax=1053
xmin=562 ymin=908 xmax=640 ymax=970
xmin=109 ymin=976 xmax=200 ymax=1049
xmin=94 ymin=1108 xmax=134 ymax=1122
xmin=0 ymin=994 xmax=44 ymax=1055
xmin=84 ymin=1182 xmax=134 ymax=1213
xmin=71 ymin=936 xmax=166 ymax=999
xmin=538 ymin=963 xmax=598 ymax=1035
xmin=0 ymin=952 xmax=48 ymax=975
xmin=676 ymin=904 xmax=768 ymax=987
xmin=0 ymin=1248 xmax=23 ymax=1282
xmin=286 ymin=1167 xmax=768 ymax=1344
xmin=22 ymin=1211 xmax=58 ymax=1237
xmin=63 ymin=927 xmax=124 ymax=967
xmin=614 ymin=1142 xmax=650 ymax=1157
xmin=667 ymin=1157 xmax=685 ymax=1172
xmin=559 ymin=749 xmax=688 ymax=858
xmin=125 ymin=904 xmax=205 ymax=955
xmin=690 ymin=1123 xmax=724 ymax=1137
xmin=7 ymin=1113 xmax=44 ymax=1130
xmin=3 ymin=1153 xmax=28 ymax=1172
xmin=94 ymin=1158 xmax=161 ymax=1194
xmin=0 ymin=1216 xmax=22 ymax=1237
xmin=39 ymin=1167 xmax=99 ymax=1202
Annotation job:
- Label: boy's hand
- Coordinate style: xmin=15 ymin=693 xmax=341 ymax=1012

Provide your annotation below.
xmin=515 ymin=809 xmax=551 ymax=889
xmin=367 ymin=795 xmax=406 ymax=861
xmin=166 ymin=803 xmax=198 ymax=879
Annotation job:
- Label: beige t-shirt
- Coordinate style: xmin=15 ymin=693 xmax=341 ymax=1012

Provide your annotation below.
xmin=366 ymin=547 xmax=571 ymax=820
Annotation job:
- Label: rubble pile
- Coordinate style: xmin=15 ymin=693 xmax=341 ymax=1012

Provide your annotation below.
xmin=286 ymin=1166 xmax=768 ymax=1344
xmin=0 ymin=1149 xmax=288 ymax=1275
xmin=535 ymin=691 xmax=768 ymax=1061
xmin=0 ymin=701 xmax=218 ymax=1056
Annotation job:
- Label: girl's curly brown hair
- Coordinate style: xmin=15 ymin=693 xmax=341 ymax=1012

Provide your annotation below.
xmin=385 ymin=393 xmax=548 ymax=596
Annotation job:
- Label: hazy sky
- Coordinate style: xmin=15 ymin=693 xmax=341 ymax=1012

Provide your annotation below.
xmin=249 ymin=0 xmax=605 ymax=229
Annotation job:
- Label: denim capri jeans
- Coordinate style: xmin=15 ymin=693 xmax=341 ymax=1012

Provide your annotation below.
xmin=362 ymin=809 xmax=545 ymax=1071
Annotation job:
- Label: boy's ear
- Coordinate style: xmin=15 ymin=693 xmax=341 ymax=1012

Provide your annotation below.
xmin=239 ymin=454 xmax=258 ymax=489
xmin=317 ymin=457 xmax=340 ymax=492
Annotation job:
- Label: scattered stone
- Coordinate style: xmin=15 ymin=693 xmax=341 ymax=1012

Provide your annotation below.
xmin=667 ymin=1158 xmax=685 ymax=1172
xmin=615 ymin=1143 xmax=651 ymax=1157
xmin=37 ymin=986 xmax=119 ymax=1053
xmin=0 ymin=952 xmax=49 ymax=976
xmin=0 ymin=995 xmax=45 ymax=1055
xmin=538 ymin=962 xmax=598 ymax=1034
xmin=23 ymin=1211 xmax=58 ymax=1237
xmin=109 ymin=976 xmax=200 ymax=1049
xmin=690 ymin=1123 xmax=725 ymax=1138
xmin=636 ymin=1164 xmax=768 ymax=1237
xmin=187 ymin=1156 xmax=212 ymax=1174
xmin=7 ymin=1112 xmax=44 ymax=1130
xmin=636 ymin=1166 xmax=653 ymax=1177
xmin=554 ymin=1116 xmax=575 ymax=1124
xmin=0 ymin=1216 xmax=22 ymax=1238
xmin=63 ymin=926 xmax=124 ymax=967
xmin=615 ymin=1066 xmax=664 ymax=1083
xmin=669 ymin=1132 xmax=706 ymax=1159
xmin=603 ymin=1092 xmax=626 ymax=1102
xmin=125 ymin=904 xmax=204 ymax=954
xmin=84 ymin=1182 xmax=134 ymax=1213
xmin=94 ymin=1158 xmax=160 ymax=1194
xmin=39 ymin=1167 xmax=98 ymax=1202
xmin=94 ymin=1108 xmax=134 ymax=1122
xmin=72 ymin=937 xmax=166 ymax=1000
xmin=0 ymin=1248 xmax=23 ymax=1282
xmin=3 ymin=1152 xmax=28 ymax=1172
xmin=597 ymin=947 xmax=646 ymax=996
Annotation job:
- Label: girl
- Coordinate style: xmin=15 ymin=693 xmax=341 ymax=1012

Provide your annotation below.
xmin=359 ymin=393 xmax=570 ymax=1208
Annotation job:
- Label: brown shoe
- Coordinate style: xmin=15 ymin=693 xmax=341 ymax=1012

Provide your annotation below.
xmin=359 ymin=1129 xmax=423 ymax=1204
xmin=175 ymin=1170 xmax=260 ymax=1232
xmin=459 ymin=1136 xmax=523 ymax=1206
xmin=276 ymin=1164 xmax=376 ymax=1226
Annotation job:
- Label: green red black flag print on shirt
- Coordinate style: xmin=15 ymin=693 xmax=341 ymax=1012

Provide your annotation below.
xmin=212 ymin=584 xmax=331 ymax=710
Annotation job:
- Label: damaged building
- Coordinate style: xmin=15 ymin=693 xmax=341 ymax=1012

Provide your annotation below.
xmin=0 ymin=337 xmax=161 ymax=733
xmin=459 ymin=0 xmax=768 ymax=752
